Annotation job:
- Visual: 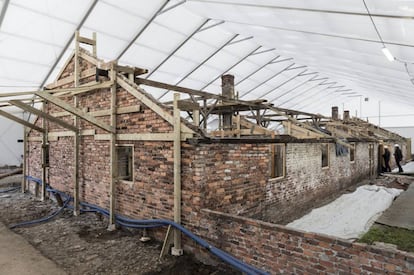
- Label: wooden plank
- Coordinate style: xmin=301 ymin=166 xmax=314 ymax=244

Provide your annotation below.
xmin=46 ymin=67 xmax=96 ymax=89
xmin=52 ymin=105 xmax=141 ymax=118
xmin=0 ymin=109 xmax=44 ymax=132
xmin=160 ymin=225 xmax=174 ymax=259
xmin=177 ymin=100 xmax=199 ymax=111
xmin=117 ymin=75 xmax=194 ymax=134
xmin=48 ymin=129 xmax=95 ymax=137
xmin=79 ymin=51 xmax=98 ymax=65
xmin=173 ymin=93 xmax=182 ymax=254
xmin=73 ymin=33 xmax=81 ymax=216
xmin=136 ymin=77 xmax=221 ymax=100
xmin=108 ymin=63 xmax=117 ymax=230
xmin=94 ymin=132 xmax=192 ymax=141
xmin=21 ymin=127 xmax=27 ymax=193
xmin=28 ymin=136 xmax=42 ymax=141
xmin=41 ymin=101 xmax=48 ymax=201
xmin=9 ymin=100 xmax=78 ymax=132
xmin=238 ymin=116 xmax=274 ymax=135
xmin=35 ymin=91 xmax=115 ymax=133
xmin=78 ymin=36 xmax=96 ymax=46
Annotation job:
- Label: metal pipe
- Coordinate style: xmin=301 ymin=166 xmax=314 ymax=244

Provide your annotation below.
xmin=238 ymin=62 xmax=296 ymax=98
xmin=146 ymin=19 xmax=210 ymax=78
xmin=116 ymin=0 xmax=170 ymax=59
xmin=158 ymin=34 xmax=239 ymax=100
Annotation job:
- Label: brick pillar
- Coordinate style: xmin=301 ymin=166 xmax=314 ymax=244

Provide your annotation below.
xmin=221 ymin=74 xmax=235 ymax=130
xmin=332 ymin=106 xmax=339 ymax=120
xmin=343 ymin=110 xmax=350 ymax=121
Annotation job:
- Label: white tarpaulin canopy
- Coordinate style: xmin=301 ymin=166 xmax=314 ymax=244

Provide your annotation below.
xmin=287 ymin=185 xmax=403 ymax=240
xmin=0 ymin=0 xmax=414 ymax=164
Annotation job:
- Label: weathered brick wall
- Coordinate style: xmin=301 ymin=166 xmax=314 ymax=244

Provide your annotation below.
xmin=115 ymin=140 xmax=174 ymax=219
xmin=263 ymin=142 xmax=377 ymax=223
xmin=179 ymin=143 xmax=269 ymax=237
xmin=200 ymin=209 xmax=414 ymax=274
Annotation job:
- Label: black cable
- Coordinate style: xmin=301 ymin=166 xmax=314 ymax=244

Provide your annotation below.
xmin=362 ymin=0 xmax=385 ymax=46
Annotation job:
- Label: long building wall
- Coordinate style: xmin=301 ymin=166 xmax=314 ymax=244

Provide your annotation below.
xmin=263 ymin=142 xmax=376 ymax=223
xmin=25 ymin=55 xmax=413 ymax=273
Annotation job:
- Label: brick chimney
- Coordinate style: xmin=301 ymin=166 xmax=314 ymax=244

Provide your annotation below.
xmin=221 ymin=74 xmax=235 ymax=130
xmin=331 ymin=106 xmax=339 ymax=120
xmin=343 ymin=110 xmax=350 ymax=121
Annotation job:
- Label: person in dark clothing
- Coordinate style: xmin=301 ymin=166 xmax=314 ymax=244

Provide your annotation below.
xmin=382 ymin=146 xmax=391 ymax=172
xmin=394 ymin=144 xmax=404 ymax=173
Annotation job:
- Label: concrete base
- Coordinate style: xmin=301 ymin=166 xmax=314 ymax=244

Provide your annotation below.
xmin=107 ymin=223 xmax=117 ymax=231
xmin=171 ymin=247 xmax=183 ymax=256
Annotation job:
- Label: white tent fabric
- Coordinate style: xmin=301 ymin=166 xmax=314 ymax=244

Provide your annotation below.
xmin=0 ymin=0 xmax=413 ymax=127
xmin=287 ymin=185 xmax=403 ymax=240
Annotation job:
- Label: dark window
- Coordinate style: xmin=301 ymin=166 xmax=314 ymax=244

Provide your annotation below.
xmin=117 ymin=146 xmax=133 ymax=181
xmin=350 ymin=143 xmax=355 ymax=162
xmin=271 ymin=144 xmax=285 ymax=178
xmin=321 ymin=144 xmax=329 ymax=168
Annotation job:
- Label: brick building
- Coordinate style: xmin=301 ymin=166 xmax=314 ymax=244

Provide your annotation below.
xmin=23 ymin=39 xmax=412 ymax=274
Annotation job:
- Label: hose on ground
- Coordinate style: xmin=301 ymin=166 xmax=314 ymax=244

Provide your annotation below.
xmin=0 ymin=186 xmax=20 ymax=193
xmin=9 ymin=197 xmax=71 ymax=229
xmin=24 ymin=176 xmax=268 ymax=275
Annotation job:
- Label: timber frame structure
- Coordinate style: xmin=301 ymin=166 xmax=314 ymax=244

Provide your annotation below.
xmin=0 ymin=33 xmax=410 ymax=256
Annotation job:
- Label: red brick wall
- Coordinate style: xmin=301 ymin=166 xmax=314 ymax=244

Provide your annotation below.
xmin=201 ymin=209 xmax=414 ymax=274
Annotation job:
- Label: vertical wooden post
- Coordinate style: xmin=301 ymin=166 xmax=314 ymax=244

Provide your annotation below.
xmin=73 ymin=31 xmax=80 ymax=216
xmin=21 ymin=125 xmax=27 ymax=193
xmin=172 ymin=93 xmax=183 ymax=256
xmin=41 ymin=102 xmax=48 ymax=201
xmin=108 ymin=62 xmax=118 ymax=230
xmin=193 ymin=109 xmax=199 ymax=127
xmin=92 ymin=32 xmax=97 ymax=57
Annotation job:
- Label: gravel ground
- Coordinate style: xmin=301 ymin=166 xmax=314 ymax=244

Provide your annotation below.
xmin=0 ymin=173 xmax=239 ymax=275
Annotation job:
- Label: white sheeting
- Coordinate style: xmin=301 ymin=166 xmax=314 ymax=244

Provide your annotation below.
xmin=287 ymin=185 xmax=402 ymax=240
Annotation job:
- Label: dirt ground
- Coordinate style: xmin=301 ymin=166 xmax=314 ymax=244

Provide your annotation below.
xmin=0 ymin=173 xmax=239 ymax=275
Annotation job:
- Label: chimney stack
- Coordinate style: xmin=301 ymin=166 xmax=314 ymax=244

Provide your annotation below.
xmin=343 ymin=110 xmax=350 ymax=121
xmin=331 ymin=106 xmax=339 ymax=120
xmin=221 ymin=74 xmax=235 ymax=130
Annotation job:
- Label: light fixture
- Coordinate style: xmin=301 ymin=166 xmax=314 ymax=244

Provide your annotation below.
xmin=382 ymin=47 xmax=394 ymax=62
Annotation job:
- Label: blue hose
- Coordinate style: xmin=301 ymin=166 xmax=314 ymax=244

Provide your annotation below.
xmin=9 ymin=197 xmax=71 ymax=229
xmin=0 ymin=186 xmax=20 ymax=193
xmin=24 ymin=176 xmax=268 ymax=275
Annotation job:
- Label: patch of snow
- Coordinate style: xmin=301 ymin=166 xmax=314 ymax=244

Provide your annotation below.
xmin=286 ymin=185 xmax=403 ymax=240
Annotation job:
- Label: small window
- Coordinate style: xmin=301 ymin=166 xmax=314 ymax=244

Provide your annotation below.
xmin=117 ymin=146 xmax=133 ymax=181
xmin=270 ymin=144 xmax=285 ymax=178
xmin=321 ymin=144 xmax=329 ymax=168
xmin=350 ymin=143 xmax=355 ymax=162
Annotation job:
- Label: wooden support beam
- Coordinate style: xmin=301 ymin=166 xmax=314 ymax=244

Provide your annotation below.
xmin=46 ymin=67 xmax=96 ymax=90
xmin=177 ymin=100 xmax=200 ymax=111
xmin=21 ymin=126 xmax=27 ymax=193
xmin=52 ymin=105 xmax=141 ymax=118
xmin=136 ymin=77 xmax=220 ymax=100
xmin=35 ymin=91 xmax=115 ymax=133
xmin=73 ymin=33 xmax=81 ymax=216
xmin=172 ymin=93 xmax=183 ymax=256
xmin=116 ymin=64 xmax=148 ymax=76
xmin=41 ymin=102 xmax=48 ymax=201
xmin=78 ymin=36 xmax=96 ymax=46
xmin=79 ymin=50 xmax=98 ymax=66
xmin=118 ymin=75 xmax=194 ymax=134
xmin=108 ymin=63 xmax=118 ymax=231
xmin=9 ymin=100 xmax=78 ymax=132
xmin=94 ymin=132 xmax=193 ymax=141
xmin=0 ymin=109 xmax=44 ymax=132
